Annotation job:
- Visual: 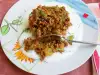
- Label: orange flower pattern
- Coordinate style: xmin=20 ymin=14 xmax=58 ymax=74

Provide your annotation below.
xmin=13 ymin=41 xmax=21 ymax=50
xmin=13 ymin=41 xmax=34 ymax=63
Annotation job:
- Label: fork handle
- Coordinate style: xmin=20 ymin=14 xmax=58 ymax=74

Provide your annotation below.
xmin=67 ymin=40 xmax=100 ymax=45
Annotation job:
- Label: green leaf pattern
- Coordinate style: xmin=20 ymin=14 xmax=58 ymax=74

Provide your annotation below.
xmin=12 ymin=16 xmax=23 ymax=25
xmin=0 ymin=16 xmax=23 ymax=36
xmin=0 ymin=25 xmax=10 ymax=35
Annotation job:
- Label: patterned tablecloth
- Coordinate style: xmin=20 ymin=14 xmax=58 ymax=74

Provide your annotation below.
xmin=0 ymin=0 xmax=99 ymax=75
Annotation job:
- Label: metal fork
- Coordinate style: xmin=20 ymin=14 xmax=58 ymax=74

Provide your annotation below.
xmin=40 ymin=34 xmax=100 ymax=45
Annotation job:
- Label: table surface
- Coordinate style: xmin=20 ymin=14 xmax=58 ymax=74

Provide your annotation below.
xmin=0 ymin=0 xmax=99 ymax=75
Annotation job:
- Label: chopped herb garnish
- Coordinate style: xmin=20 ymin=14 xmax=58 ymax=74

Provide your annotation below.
xmin=67 ymin=35 xmax=74 ymax=45
xmin=39 ymin=10 xmax=47 ymax=17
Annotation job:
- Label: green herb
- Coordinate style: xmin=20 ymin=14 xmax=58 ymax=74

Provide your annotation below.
xmin=39 ymin=10 xmax=47 ymax=17
xmin=67 ymin=35 xmax=74 ymax=45
xmin=62 ymin=15 xmax=66 ymax=22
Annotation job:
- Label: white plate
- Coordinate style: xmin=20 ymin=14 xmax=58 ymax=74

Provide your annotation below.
xmin=0 ymin=0 xmax=98 ymax=75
